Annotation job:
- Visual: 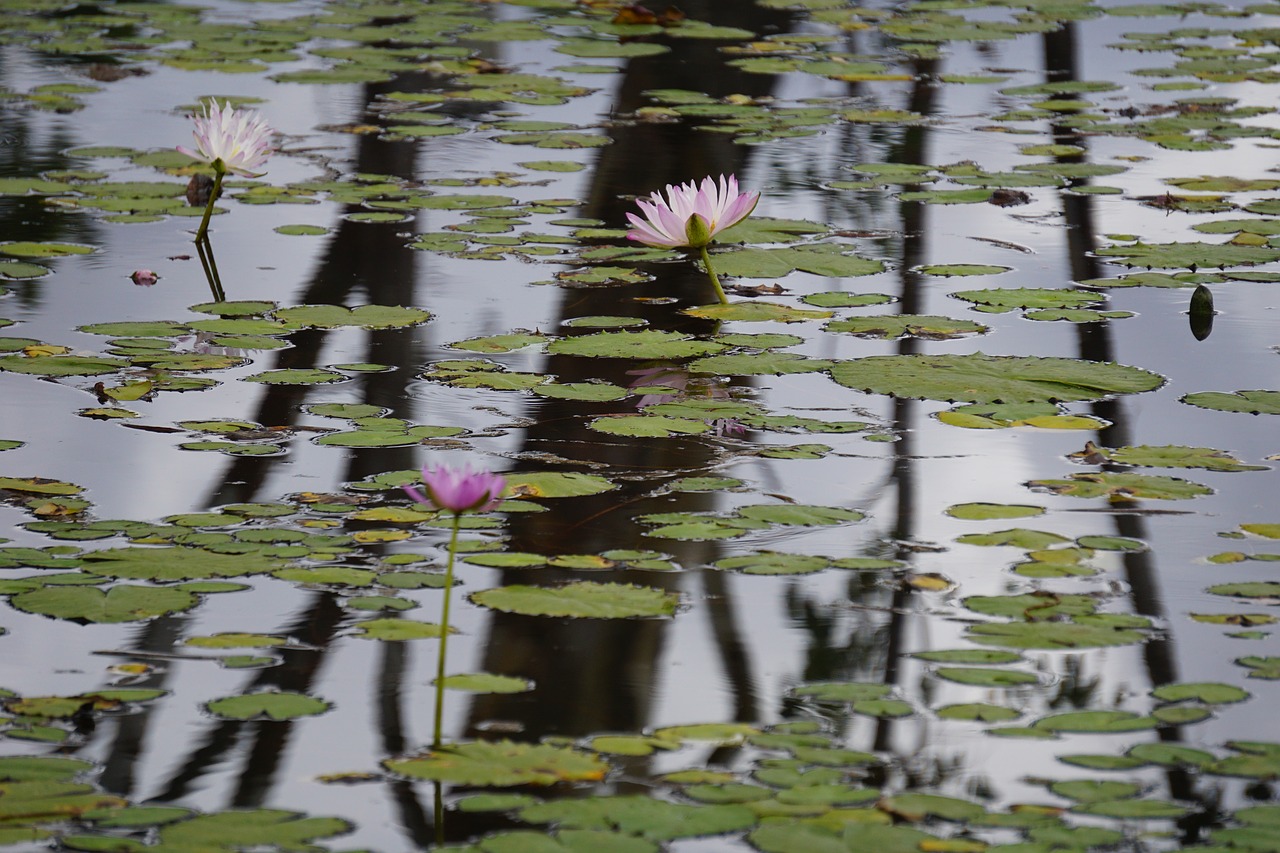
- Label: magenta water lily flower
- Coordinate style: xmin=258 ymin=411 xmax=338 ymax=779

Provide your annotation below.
xmin=177 ymin=99 xmax=274 ymax=178
xmin=404 ymin=463 xmax=506 ymax=515
xmin=626 ymin=174 xmax=759 ymax=250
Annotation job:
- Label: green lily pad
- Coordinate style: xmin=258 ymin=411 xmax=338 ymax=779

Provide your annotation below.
xmin=438 ymin=673 xmax=534 ymax=693
xmin=825 ymin=314 xmax=987 ymax=339
xmin=0 ymin=355 xmax=129 ymax=377
xmin=205 ymin=692 xmax=331 ymax=721
xmin=80 ymin=546 xmax=286 ymax=580
xmin=1028 ymin=472 xmax=1212 ymax=500
xmin=186 ymin=633 xmax=288 ymax=649
xmin=10 ymin=585 xmax=198 ymax=623
xmin=243 ymin=369 xmax=348 ymax=385
xmin=547 ymin=330 xmax=726 ymax=360
xmin=1181 ymin=390 xmax=1280 ymax=415
xmin=934 ymin=667 xmax=1040 ymax=687
xmin=505 ymin=471 xmax=615 ymax=498
xmin=708 ymin=244 xmax=884 ymax=278
xmin=713 ymin=553 xmax=830 ymax=575
xmin=1082 ymin=444 xmax=1267 ymax=472
xmin=0 ymin=241 xmax=95 ymax=258
xmin=470 ymin=582 xmax=679 ymax=618
xmin=951 ymin=287 xmax=1104 ymax=313
xmin=588 ymin=415 xmax=709 ymax=438
xmin=1033 ymin=710 xmax=1158 ymax=733
xmin=1095 ymin=241 xmax=1280 ymax=269
xmin=802 ymin=291 xmax=894 ymax=308
xmin=1074 ymin=799 xmax=1188 ymax=819
xmin=158 ymin=810 xmax=351 ymax=849
xmin=1151 ymin=682 xmax=1250 ymax=704
xmin=968 ymin=621 xmax=1150 ymax=649
xmin=351 ymin=619 xmax=449 ymax=640
xmin=386 ymin=741 xmax=608 ymax=786
xmin=682 ymin=302 xmax=833 ymax=323
xmin=273 ymin=304 xmax=431 ymax=329
xmin=919 ymin=264 xmax=1011 ymax=276
xmin=946 ymin=503 xmax=1044 ymax=520
xmin=1209 ymin=582 xmax=1280 ymax=599
xmin=880 ymin=792 xmax=987 ymax=821
xmin=829 ymin=353 xmax=1163 ymax=403
xmin=452 ymin=332 xmax=548 ymax=353
xmin=686 ymin=352 xmax=833 ymax=376
xmin=520 ymin=795 xmax=754 ymax=840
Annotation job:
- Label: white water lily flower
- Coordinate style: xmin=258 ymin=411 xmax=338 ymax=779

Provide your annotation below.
xmin=626 ymin=174 xmax=759 ymax=249
xmin=177 ymin=99 xmax=274 ymax=177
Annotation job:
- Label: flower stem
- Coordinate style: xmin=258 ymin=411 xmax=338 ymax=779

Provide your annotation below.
xmin=194 ymin=168 xmax=225 ymax=243
xmin=699 ymin=245 xmax=729 ymax=305
xmin=431 ymin=512 xmax=462 ymax=750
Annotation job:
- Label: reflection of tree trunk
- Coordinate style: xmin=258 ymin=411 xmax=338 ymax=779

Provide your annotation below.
xmin=462 ymin=1 xmax=794 ymax=749
xmin=375 ymin=640 xmax=435 ymax=847
xmin=1044 ymin=22 xmax=1191 ymax=807
xmin=93 ymin=615 xmax=193 ymax=798
xmin=871 ymin=58 xmax=936 ymax=754
xmin=204 ymin=77 xmax=428 ymax=509
xmin=149 ymin=592 xmax=347 ymax=804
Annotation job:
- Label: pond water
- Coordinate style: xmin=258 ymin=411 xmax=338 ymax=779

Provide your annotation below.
xmin=0 ymin=0 xmax=1278 ymax=850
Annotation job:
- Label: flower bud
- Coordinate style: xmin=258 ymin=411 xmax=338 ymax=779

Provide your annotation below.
xmin=684 ymin=213 xmax=712 ymax=248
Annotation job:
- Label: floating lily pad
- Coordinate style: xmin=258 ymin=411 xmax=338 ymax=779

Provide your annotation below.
xmin=158 ymin=810 xmax=351 ymax=849
xmin=968 ymin=621 xmax=1150 ymax=649
xmin=471 ymin=582 xmax=679 ymax=618
xmin=0 ymin=241 xmax=95 ymax=258
xmin=10 ymin=585 xmax=198 ymax=623
xmin=826 ymin=314 xmax=987 ymax=339
xmin=682 ymin=302 xmax=833 ymax=323
xmin=686 ymin=352 xmax=833 ymax=376
xmin=548 ymin=330 xmax=726 ymax=360
xmin=1181 ymin=390 xmax=1280 ymax=415
xmin=438 ymin=673 xmax=534 ymax=693
xmin=951 ymin=287 xmax=1104 ymax=313
xmin=351 ymin=619 xmax=448 ymax=640
xmin=0 ymin=355 xmax=129 ymax=376
xmin=273 ymin=304 xmax=431 ymax=329
xmin=205 ymin=692 xmax=331 ymax=721
xmin=386 ymin=741 xmax=608 ymax=786
xmin=709 ymin=244 xmax=884 ymax=278
xmin=1028 ymin=472 xmax=1211 ymax=500
xmin=830 ymin=353 xmax=1163 ymax=403
xmin=1080 ymin=444 xmax=1267 ymax=472
xmin=520 ymin=795 xmax=755 ymax=840
xmin=934 ymin=667 xmax=1039 ymax=687
xmin=946 ymin=503 xmax=1045 ymax=520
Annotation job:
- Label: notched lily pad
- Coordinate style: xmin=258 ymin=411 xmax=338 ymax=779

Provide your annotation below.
xmin=385 ymin=740 xmax=608 ymax=786
xmin=830 ymin=353 xmax=1164 ymax=403
xmin=470 ymin=581 xmax=679 ymax=618
xmin=205 ymin=691 xmax=331 ymax=721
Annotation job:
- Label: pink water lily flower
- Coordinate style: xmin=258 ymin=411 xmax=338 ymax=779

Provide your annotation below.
xmin=404 ymin=463 xmax=506 ymax=515
xmin=626 ymin=174 xmax=759 ymax=249
xmin=177 ymin=99 xmax=274 ymax=178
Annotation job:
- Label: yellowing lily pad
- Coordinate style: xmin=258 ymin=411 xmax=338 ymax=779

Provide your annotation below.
xmin=0 ymin=241 xmax=95 ymax=258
